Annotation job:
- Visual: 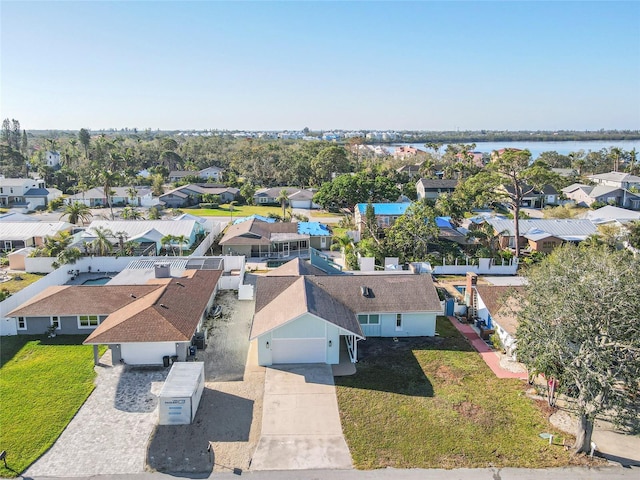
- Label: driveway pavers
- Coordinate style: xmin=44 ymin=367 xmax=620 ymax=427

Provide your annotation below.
xmin=251 ymin=364 xmax=352 ymax=470
xmin=25 ymin=356 xmax=168 ymax=477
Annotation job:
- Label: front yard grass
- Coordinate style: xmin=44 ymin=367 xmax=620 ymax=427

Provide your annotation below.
xmin=335 ymin=317 xmax=581 ymax=469
xmin=182 ymin=204 xmax=282 ymax=217
xmin=0 ymin=335 xmax=101 ymax=477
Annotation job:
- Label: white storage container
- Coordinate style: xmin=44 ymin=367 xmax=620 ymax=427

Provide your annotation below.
xmin=158 ymin=362 xmax=205 ymax=425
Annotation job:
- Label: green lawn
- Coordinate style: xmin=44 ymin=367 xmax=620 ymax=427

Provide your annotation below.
xmin=1 ymin=273 xmax=46 ymax=295
xmin=335 ymin=318 xmax=582 ymax=469
xmin=0 ymin=335 xmax=100 ymax=477
xmin=182 ymin=204 xmax=282 ymax=217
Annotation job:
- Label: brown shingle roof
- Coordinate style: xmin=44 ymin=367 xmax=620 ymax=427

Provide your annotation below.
xmin=475 ymin=285 xmax=524 ymax=336
xmin=266 ymin=258 xmax=327 ymax=277
xmin=8 ymin=285 xmax=163 ymax=317
xmin=219 ymin=219 xmax=299 ymax=246
xmin=84 ymin=269 xmax=221 ymax=344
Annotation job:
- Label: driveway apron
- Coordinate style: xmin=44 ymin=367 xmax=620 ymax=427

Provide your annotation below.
xmin=251 ymin=364 xmax=352 ymax=470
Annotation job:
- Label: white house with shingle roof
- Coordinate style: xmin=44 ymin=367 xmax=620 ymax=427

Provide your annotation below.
xmin=251 ymin=260 xmax=443 ymax=366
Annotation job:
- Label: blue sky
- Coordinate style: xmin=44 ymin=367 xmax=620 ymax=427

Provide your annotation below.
xmin=1 ymin=1 xmax=639 ymax=131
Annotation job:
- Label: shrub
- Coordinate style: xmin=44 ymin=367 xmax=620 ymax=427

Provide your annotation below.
xmin=199 ymin=203 xmax=218 ymax=209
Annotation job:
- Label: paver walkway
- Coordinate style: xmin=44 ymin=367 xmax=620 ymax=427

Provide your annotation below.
xmin=25 ymin=354 xmax=168 ymax=477
xmin=447 ymin=316 xmax=528 ymax=380
xmin=251 ymin=364 xmax=352 ymax=470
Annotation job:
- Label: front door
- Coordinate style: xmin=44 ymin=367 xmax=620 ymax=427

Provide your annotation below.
xmin=283 ymin=243 xmax=290 ymax=257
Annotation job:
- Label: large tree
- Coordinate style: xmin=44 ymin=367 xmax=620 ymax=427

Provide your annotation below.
xmin=382 ymin=200 xmax=440 ymax=263
xmin=60 ymin=202 xmax=93 ymax=226
xmin=516 ymin=245 xmax=640 ymax=453
xmin=311 ymin=145 xmax=351 ymax=184
xmin=460 ymin=150 xmax=558 ymax=257
xmin=313 ymin=172 xmax=400 ymax=211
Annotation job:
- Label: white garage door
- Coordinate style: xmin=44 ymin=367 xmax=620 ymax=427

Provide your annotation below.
xmin=121 ymin=342 xmax=176 ymax=365
xmin=271 ymin=338 xmax=326 ymax=364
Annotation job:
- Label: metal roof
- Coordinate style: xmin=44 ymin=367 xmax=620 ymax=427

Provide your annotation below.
xmin=0 ymin=221 xmax=72 ymax=241
xmin=83 ymin=220 xmax=198 ymax=240
xmin=486 ymin=218 xmax=597 ymax=241
xmin=356 ymin=203 xmax=411 ymax=215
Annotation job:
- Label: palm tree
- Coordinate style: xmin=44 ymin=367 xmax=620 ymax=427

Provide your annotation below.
xmin=330 ymin=234 xmax=354 ymax=262
xmin=91 ymin=226 xmax=114 ymax=256
xmin=126 ymin=187 xmax=138 ymax=206
xmin=60 ymin=201 xmax=93 ymax=226
xmin=174 ymin=234 xmax=188 ymax=256
xmin=161 ymin=234 xmax=177 ymax=255
xmin=276 ymin=189 xmax=289 ymax=220
xmin=99 ymin=170 xmax=120 ymax=220
xmin=121 ymin=206 xmax=142 ymax=220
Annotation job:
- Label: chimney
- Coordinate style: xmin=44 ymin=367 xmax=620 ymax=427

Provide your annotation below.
xmin=155 ymin=263 xmax=171 ymax=278
xmin=465 ymin=272 xmax=477 ymax=316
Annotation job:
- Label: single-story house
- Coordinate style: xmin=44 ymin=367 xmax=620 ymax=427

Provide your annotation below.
xmin=484 ymin=218 xmax=598 ymax=252
xmin=473 ymin=284 xmax=524 ymax=357
xmin=219 ymin=218 xmax=331 ymax=258
xmin=65 ymin=186 xmax=156 ymax=208
xmin=587 ymin=171 xmax=640 ymax=191
xmin=561 ymin=183 xmax=640 ymax=210
xmin=159 ymin=184 xmax=239 ymax=208
xmin=8 ymin=269 xmax=222 ymax=366
xmin=79 ymin=219 xmax=205 ymax=254
xmin=169 ymin=166 xmax=224 ymax=182
xmin=582 ymin=205 xmax=640 ymax=225
xmin=251 ymin=259 xmax=443 ymax=365
xmin=0 ymin=221 xmax=73 ymax=252
xmin=499 ymin=184 xmax=558 ymax=208
xmin=253 ymin=187 xmax=317 ymax=208
xmin=416 ymin=178 xmax=458 ymax=200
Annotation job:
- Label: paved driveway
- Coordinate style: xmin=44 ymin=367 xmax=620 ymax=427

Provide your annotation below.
xmin=25 ymin=359 xmax=168 ymax=477
xmin=251 ymin=364 xmax=352 ymax=470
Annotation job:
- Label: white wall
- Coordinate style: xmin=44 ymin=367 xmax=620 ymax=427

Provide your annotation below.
xmin=432 ymin=258 xmax=519 ymax=275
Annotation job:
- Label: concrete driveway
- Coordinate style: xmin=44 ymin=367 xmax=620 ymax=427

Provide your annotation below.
xmin=251 ymin=364 xmax=352 ymax=470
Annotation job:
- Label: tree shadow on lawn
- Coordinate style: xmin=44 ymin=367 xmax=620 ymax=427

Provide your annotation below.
xmin=335 ymin=333 xmax=475 ymax=397
xmin=0 ymin=334 xmax=88 ymax=367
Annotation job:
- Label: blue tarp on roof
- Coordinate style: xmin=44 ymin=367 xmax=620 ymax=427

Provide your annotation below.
xmin=435 ymin=217 xmax=453 ymax=228
xmin=233 ymin=214 xmax=277 ymax=225
xmin=355 ymin=203 xmax=411 ymax=215
xmin=297 ymin=222 xmax=331 ymax=236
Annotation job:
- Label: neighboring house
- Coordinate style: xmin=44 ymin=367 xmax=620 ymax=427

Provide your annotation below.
xmin=561 ymin=183 xmax=640 ymax=210
xmin=159 ymin=184 xmax=239 ymax=208
xmin=253 ymin=187 xmax=318 ymax=208
xmin=587 ymin=171 xmax=640 ymax=190
xmin=8 ymin=268 xmax=222 ymax=366
xmin=251 ymin=258 xmax=443 ymax=366
xmin=354 ymin=202 xmax=410 ymax=232
xmin=582 ymin=205 xmax=640 ymax=225
xmin=393 ymin=146 xmax=427 ymax=158
xmin=484 ymin=218 xmax=597 ymax=252
xmin=65 ymin=186 xmax=156 ymax=208
xmin=0 ymin=221 xmax=73 ymax=252
xmin=396 ymin=163 xmax=423 ymax=179
xmin=551 ymin=168 xmax=578 ymax=178
xmin=499 ymin=184 xmax=558 ymax=208
xmin=416 ymin=178 xmax=458 ymax=200
xmin=0 ymin=177 xmax=52 ymax=209
xmin=168 ymin=166 xmax=224 ymax=182
xmin=80 ymin=219 xmax=205 ymax=254
xmin=44 ymin=151 xmax=61 ymax=168
xmin=219 ymin=218 xmax=332 ymax=258
xmin=473 ymin=284 xmax=524 ymax=357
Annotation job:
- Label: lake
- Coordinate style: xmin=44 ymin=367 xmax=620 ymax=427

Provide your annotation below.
xmin=391 ymin=140 xmax=640 ymax=159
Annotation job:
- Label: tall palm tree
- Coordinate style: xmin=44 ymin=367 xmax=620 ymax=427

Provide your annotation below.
xmin=276 ymin=189 xmax=289 ymax=220
xmin=60 ymin=201 xmax=93 ymax=226
xmin=99 ymin=170 xmax=120 ymax=220
xmin=161 ymin=234 xmax=177 ymax=255
xmin=121 ymin=206 xmax=142 ymax=220
xmin=174 ymin=234 xmax=188 ymax=256
xmin=91 ymin=226 xmax=114 ymax=256
xmin=126 ymin=187 xmax=138 ymax=206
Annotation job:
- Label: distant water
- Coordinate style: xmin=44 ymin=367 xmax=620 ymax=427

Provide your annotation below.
xmin=392 ymin=140 xmax=640 ymax=159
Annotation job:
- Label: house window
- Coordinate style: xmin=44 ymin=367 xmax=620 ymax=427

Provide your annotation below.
xmin=78 ymin=315 xmax=99 ymax=328
xmin=396 ymin=313 xmax=403 ymax=331
xmin=358 ymin=314 xmax=380 ymax=325
xmin=17 ymin=316 xmax=26 ymax=330
xmin=300 ymin=241 xmax=307 ymax=248
xmin=51 ymin=316 xmax=60 ymax=330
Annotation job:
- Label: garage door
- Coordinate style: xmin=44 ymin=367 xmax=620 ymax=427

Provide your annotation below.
xmin=121 ymin=342 xmax=176 ymax=365
xmin=271 ymin=338 xmax=326 ymax=364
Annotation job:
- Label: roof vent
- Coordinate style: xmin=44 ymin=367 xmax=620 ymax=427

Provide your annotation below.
xmin=160 ymin=303 xmax=168 ymax=309
xmin=361 ymin=286 xmax=370 ymax=297
xmin=130 ymin=294 xmax=137 ymax=298
xmin=176 ymin=282 xmax=185 ymax=287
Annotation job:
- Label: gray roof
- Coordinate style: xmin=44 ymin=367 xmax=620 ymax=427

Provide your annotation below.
xmin=417 ymin=178 xmax=458 ymax=189
xmin=23 ymin=188 xmax=50 ymax=197
xmin=588 ymin=172 xmax=640 ymax=184
xmin=67 ymin=186 xmax=151 ymax=200
xmin=583 ymin=206 xmax=640 ymax=224
xmin=266 ymin=257 xmax=327 ymax=277
xmin=219 ymin=219 xmax=299 ymax=246
xmin=254 ymin=187 xmax=300 ymax=198
xmin=486 ymin=218 xmax=597 ymax=242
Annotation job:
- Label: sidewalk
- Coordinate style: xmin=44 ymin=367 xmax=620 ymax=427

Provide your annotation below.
xmin=447 ymin=315 xmax=528 ymax=380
